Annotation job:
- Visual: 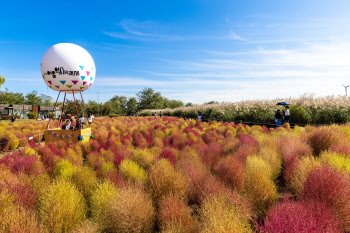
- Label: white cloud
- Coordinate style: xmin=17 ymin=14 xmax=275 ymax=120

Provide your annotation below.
xmin=228 ymin=31 xmax=246 ymax=41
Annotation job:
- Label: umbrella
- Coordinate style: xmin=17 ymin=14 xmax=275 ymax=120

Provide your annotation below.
xmin=66 ymin=114 xmax=71 ymax=116
xmin=276 ymin=102 xmax=291 ymax=106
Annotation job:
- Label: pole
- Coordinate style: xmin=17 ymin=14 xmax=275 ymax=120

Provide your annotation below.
xmin=80 ymin=92 xmax=90 ymax=127
xmin=46 ymin=91 xmax=61 ymax=130
xmin=72 ymin=91 xmax=80 ymax=129
xmin=97 ymin=92 xmax=100 ymax=117
xmin=59 ymin=93 xmax=67 ymax=128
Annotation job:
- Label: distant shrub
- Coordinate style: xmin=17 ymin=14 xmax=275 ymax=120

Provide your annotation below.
xmin=0 ymin=204 xmax=45 ymax=233
xmin=308 ymin=127 xmax=348 ymax=156
xmin=38 ymin=179 xmax=87 ymax=232
xmin=199 ymin=195 xmax=252 ymax=233
xmin=244 ymin=156 xmax=277 ymax=217
xmin=140 ymin=111 xmax=152 ymax=116
xmin=158 ymin=194 xmax=194 ymax=233
xmin=213 ymin=156 xmax=245 ymax=192
xmin=27 ymin=112 xmax=38 ymax=119
xmin=102 ymin=186 xmax=155 ymax=233
xmin=258 ymin=198 xmax=340 ymax=233
xmin=119 ymin=159 xmax=147 ymax=183
xmin=301 ymin=165 xmax=350 ymax=231
xmin=109 ymin=114 xmax=120 ymax=118
xmin=148 ymin=159 xmax=188 ymax=205
xmin=53 ymin=159 xmax=75 ymax=180
xmin=90 ymin=181 xmax=118 ymax=224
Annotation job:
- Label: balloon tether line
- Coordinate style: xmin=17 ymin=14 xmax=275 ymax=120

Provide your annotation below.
xmin=46 ymin=91 xmax=61 ymax=130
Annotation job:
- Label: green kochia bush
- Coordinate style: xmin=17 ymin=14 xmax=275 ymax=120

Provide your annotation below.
xmin=38 ymin=179 xmax=87 ymax=233
xmin=119 ymin=159 xmax=147 ymax=183
xmin=103 ymin=186 xmax=155 ymax=233
xmin=53 ymin=159 xmax=75 ymax=180
xmin=199 ymin=195 xmax=252 ymax=233
xmin=90 ymin=181 xmax=118 ymax=225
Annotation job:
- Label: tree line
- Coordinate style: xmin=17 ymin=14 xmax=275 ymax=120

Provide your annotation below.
xmin=0 ymin=79 xmax=187 ymax=116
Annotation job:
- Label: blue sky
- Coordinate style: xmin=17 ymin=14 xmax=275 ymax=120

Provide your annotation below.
xmin=1 ymin=0 xmax=350 ymax=103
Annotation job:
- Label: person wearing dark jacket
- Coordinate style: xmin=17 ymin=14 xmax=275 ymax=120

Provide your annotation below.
xmin=274 ymin=109 xmax=283 ymax=127
xmin=62 ymin=120 xmax=72 ymax=130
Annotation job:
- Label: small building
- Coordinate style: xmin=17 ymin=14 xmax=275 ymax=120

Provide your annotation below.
xmin=33 ymin=105 xmax=61 ymax=119
xmin=0 ymin=104 xmax=32 ymax=119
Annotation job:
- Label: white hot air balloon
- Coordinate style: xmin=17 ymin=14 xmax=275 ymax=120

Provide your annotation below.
xmin=41 ymin=43 xmax=95 ymax=139
xmin=41 ymin=43 xmax=95 ymax=93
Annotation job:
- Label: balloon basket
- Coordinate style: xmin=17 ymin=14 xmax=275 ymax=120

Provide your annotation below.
xmin=44 ymin=127 xmax=92 ymax=144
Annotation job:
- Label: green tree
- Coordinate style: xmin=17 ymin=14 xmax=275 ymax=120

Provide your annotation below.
xmin=85 ymin=100 xmax=99 ymax=115
xmin=40 ymin=94 xmax=53 ymax=106
xmin=126 ymin=97 xmax=138 ymax=115
xmin=0 ymin=75 xmax=5 ymax=89
xmin=64 ymin=100 xmax=84 ymax=117
xmin=101 ymin=102 xmax=113 ymax=115
xmin=109 ymin=95 xmax=128 ymax=114
xmin=0 ymin=89 xmax=25 ymax=104
xmin=168 ymin=99 xmax=184 ymax=109
xmin=136 ymin=88 xmax=163 ymax=110
xmin=25 ymin=91 xmax=43 ymax=106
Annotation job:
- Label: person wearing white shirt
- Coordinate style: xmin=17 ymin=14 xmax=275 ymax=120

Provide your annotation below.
xmin=284 ymin=106 xmax=290 ymax=123
xmin=88 ymin=113 xmax=94 ymax=124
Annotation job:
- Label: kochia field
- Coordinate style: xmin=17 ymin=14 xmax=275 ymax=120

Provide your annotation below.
xmin=0 ymin=116 xmax=350 ymax=232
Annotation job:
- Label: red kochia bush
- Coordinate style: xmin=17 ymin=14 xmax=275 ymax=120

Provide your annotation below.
xmin=258 ymin=198 xmax=340 ymax=233
xmin=308 ymin=127 xmax=347 ymax=156
xmin=283 ymin=154 xmax=300 ymax=186
xmin=197 ymin=143 xmax=221 ymax=169
xmin=158 ymin=194 xmax=194 ymax=232
xmin=238 ymin=134 xmax=258 ymax=148
xmin=160 ymin=148 xmax=176 ymax=167
xmin=330 ymin=144 xmax=350 ymax=157
xmin=202 ymin=131 xmax=217 ymax=144
xmin=0 ymin=152 xmax=37 ymax=175
xmin=234 ymin=144 xmax=258 ymax=163
xmin=213 ymin=156 xmax=245 ymax=192
xmin=301 ymin=165 xmax=350 ymax=231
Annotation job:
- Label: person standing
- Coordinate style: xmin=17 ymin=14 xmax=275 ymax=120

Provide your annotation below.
xmin=274 ymin=109 xmax=283 ymax=127
xmin=79 ymin=115 xmax=85 ymax=129
xmin=284 ymin=106 xmax=290 ymax=123
xmin=198 ymin=111 xmax=203 ymax=122
xmin=160 ymin=111 xmax=163 ymax=117
xmin=88 ymin=113 xmax=94 ymax=124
